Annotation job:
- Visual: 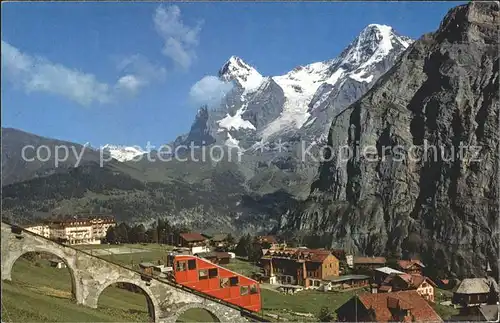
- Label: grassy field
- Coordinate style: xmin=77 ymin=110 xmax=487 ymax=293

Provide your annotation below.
xmin=224 ymin=258 xmax=260 ymax=277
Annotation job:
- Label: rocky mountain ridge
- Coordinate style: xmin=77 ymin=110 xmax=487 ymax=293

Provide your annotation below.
xmin=278 ymin=1 xmax=499 ymax=278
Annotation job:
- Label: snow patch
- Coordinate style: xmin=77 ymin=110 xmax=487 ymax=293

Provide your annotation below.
xmin=217 ymin=105 xmax=256 ymax=132
xmin=102 ymin=144 xmax=146 ymax=162
xmin=260 ymin=97 xmax=312 ymax=139
xmin=349 ymin=70 xmax=374 ymax=83
xmin=265 ymin=62 xmax=343 ymax=139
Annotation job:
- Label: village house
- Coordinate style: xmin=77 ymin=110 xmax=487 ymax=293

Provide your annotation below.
xmin=379 ymin=273 xmax=437 ymax=302
xmin=176 ymin=232 xmax=208 ymax=248
xmin=335 ymin=290 xmax=442 ymax=322
xmin=24 ymin=215 xmax=116 ymax=245
xmin=452 ymin=277 xmax=499 ymax=309
xmin=259 ymin=247 xmax=339 ymax=288
xmin=397 ymin=259 xmax=425 ymax=275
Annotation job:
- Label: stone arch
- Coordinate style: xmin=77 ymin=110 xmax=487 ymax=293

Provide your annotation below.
xmin=170 ymin=303 xmax=223 ymax=322
xmin=2 ymin=246 xmax=81 ymax=302
xmin=93 ymin=278 xmax=161 ymax=321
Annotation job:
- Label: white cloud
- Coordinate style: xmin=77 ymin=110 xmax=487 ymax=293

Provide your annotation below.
xmin=153 ymin=5 xmax=202 ymax=69
xmin=1 ymin=41 xmax=165 ymax=105
xmin=190 ymin=75 xmax=234 ymax=107
xmin=116 ymin=74 xmax=143 ymax=93
xmin=1 ymin=40 xmax=111 ymax=105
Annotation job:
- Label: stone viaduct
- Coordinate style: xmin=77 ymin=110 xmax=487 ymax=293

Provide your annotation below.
xmin=1 ymin=222 xmax=259 ymax=322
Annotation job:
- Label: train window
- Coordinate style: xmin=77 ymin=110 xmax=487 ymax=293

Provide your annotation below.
xmin=188 ymin=259 xmax=196 ymax=270
xmin=220 ymin=277 xmax=229 ymax=288
xmin=229 ymin=276 xmax=239 ymax=286
xmin=240 ymin=286 xmax=249 ymax=296
xmin=208 ymin=268 xmax=218 ymax=278
xmin=199 ymin=269 xmax=208 ymax=280
xmin=250 ymin=285 xmax=259 ymax=294
xmin=176 ymin=261 xmax=186 ymax=272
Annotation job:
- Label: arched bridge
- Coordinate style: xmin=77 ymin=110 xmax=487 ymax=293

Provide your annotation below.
xmin=1 ymin=222 xmax=264 ymax=322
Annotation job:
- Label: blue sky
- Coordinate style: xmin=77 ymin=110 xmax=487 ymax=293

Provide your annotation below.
xmin=1 ymin=1 xmax=464 ymax=148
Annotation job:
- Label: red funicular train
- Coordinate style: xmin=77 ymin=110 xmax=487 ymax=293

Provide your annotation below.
xmin=167 ymin=254 xmax=261 ymax=312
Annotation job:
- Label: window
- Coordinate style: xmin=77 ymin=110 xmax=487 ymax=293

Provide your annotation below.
xmin=199 ymin=269 xmax=208 ymax=280
xmin=220 ymin=277 xmax=229 ymax=288
xmin=240 ymin=286 xmax=249 ymax=296
xmin=250 ymin=285 xmax=259 ymax=294
xmin=208 ymin=268 xmax=218 ymax=278
xmin=229 ymin=276 xmax=239 ymax=286
xmin=176 ymin=261 xmax=186 ymax=272
xmin=188 ymin=259 xmax=196 ymax=270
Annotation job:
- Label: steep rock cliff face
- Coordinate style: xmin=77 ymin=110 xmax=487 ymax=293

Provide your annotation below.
xmin=280 ymin=2 xmax=499 ymax=278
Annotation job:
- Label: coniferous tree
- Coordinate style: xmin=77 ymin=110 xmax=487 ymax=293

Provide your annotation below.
xmin=105 ymin=226 xmax=116 ymax=244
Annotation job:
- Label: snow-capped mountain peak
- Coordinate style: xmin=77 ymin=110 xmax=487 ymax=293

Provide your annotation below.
xmin=339 ymin=24 xmax=412 ymax=70
xmin=101 ymin=144 xmax=146 ymax=162
xmin=185 ymin=23 xmax=413 ymax=147
xmin=218 ymin=56 xmax=264 ymax=92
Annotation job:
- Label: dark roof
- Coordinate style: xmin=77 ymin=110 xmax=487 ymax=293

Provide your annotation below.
xmin=179 ymin=232 xmax=207 ymax=242
xmin=354 ymin=256 xmax=386 ymax=265
xmin=357 ymin=290 xmax=442 ymax=322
